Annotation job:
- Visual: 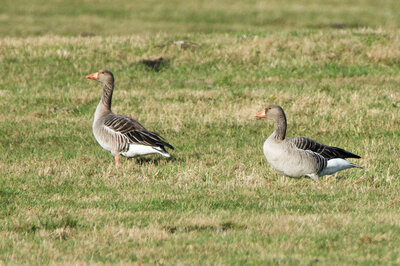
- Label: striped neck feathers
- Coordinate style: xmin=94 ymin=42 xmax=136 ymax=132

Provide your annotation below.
xmin=101 ymin=80 xmax=114 ymax=110
xmin=272 ymin=113 xmax=287 ymax=141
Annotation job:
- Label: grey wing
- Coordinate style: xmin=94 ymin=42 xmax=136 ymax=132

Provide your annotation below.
xmin=104 ymin=114 xmax=174 ymax=151
xmin=288 ymin=137 xmax=360 ymax=159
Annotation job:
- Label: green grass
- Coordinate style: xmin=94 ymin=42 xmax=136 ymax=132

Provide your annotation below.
xmin=2 ymin=0 xmax=400 ymax=36
xmin=1 ymin=0 xmax=400 ymax=264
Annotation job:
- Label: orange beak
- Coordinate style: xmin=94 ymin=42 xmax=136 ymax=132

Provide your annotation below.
xmin=86 ymin=72 xmax=99 ymax=80
xmin=255 ymin=109 xmax=266 ymax=118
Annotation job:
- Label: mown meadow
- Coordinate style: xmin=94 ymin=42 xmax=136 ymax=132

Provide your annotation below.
xmin=1 ymin=0 xmax=400 ymax=264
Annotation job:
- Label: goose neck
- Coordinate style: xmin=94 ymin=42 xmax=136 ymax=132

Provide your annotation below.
xmin=101 ymin=81 xmax=114 ymax=110
xmin=272 ymin=115 xmax=286 ymax=141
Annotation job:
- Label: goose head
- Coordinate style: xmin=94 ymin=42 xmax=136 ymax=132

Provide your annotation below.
xmin=86 ymin=70 xmax=114 ymax=84
xmin=255 ymin=104 xmax=285 ymax=121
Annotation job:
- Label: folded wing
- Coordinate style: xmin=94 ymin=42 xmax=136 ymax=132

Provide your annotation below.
xmin=288 ymin=137 xmax=360 ymax=159
xmin=104 ymin=114 xmax=174 ymax=152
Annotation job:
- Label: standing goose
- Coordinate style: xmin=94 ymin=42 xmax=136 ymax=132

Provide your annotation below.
xmin=255 ymin=105 xmax=362 ymax=182
xmin=86 ymin=70 xmax=174 ymax=168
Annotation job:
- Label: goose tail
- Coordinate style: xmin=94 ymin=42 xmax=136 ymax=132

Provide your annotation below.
xmin=153 ymin=146 xmax=171 ymax=158
xmin=320 ymin=158 xmax=362 ymax=176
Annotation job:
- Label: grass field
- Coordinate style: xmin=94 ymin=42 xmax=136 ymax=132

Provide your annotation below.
xmin=1 ymin=0 xmax=400 ymax=264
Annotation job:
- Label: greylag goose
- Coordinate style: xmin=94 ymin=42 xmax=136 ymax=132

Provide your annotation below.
xmin=86 ymin=70 xmax=174 ymax=168
xmin=255 ymin=105 xmax=362 ymax=182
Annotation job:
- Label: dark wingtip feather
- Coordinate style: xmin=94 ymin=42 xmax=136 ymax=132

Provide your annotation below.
xmin=339 ymin=149 xmax=361 ymax=159
xmin=163 ymin=142 xmax=174 ymax=150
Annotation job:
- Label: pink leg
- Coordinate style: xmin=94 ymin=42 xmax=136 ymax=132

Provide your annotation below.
xmin=310 ymin=174 xmax=320 ymax=184
xmin=115 ymin=155 xmax=120 ymax=169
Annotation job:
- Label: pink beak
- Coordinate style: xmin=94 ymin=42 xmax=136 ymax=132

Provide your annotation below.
xmin=255 ymin=109 xmax=266 ymax=118
xmin=86 ymin=72 xmax=99 ymax=80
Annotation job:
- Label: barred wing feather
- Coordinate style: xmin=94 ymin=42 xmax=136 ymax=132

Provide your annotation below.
xmin=288 ymin=137 xmax=360 ymax=159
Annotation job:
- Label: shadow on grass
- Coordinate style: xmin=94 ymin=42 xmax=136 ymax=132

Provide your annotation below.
xmin=164 ymin=221 xmax=247 ymax=234
xmin=131 ymin=57 xmax=170 ymax=72
xmin=129 ymin=155 xmax=181 ymax=166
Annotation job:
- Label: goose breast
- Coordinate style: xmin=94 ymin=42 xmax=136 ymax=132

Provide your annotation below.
xmin=263 ymin=137 xmax=318 ymax=177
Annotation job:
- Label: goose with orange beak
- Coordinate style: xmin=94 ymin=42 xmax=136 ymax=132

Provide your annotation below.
xmin=86 ymin=70 xmax=174 ymax=168
xmin=256 ymin=105 xmax=362 ymax=182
